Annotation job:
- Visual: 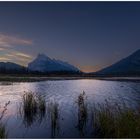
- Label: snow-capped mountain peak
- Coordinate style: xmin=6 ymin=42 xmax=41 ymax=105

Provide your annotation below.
xmin=36 ymin=53 xmax=51 ymax=61
xmin=28 ymin=53 xmax=80 ymax=73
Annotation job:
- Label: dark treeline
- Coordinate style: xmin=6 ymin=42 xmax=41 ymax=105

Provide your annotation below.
xmin=0 ymin=67 xmax=140 ymax=77
xmin=0 ymin=68 xmax=85 ymax=77
xmin=0 ymin=67 xmax=28 ymax=74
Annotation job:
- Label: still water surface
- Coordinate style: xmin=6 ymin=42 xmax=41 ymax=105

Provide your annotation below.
xmin=0 ymin=79 xmax=140 ymax=138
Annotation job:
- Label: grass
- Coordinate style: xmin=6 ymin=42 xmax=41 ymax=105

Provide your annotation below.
xmin=21 ymin=92 xmax=38 ymax=127
xmin=10 ymin=90 xmax=140 ymax=138
xmin=21 ymin=91 xmax=140 ymax=138
xmin=47 ymin=101 xmax=59 ymax=138
xmin=0 ymin=123 xmax=7 ymax=138
xmin=75 ymin=92 xmax=140 ymax=138
xmin=91 ymin=100 xmax=140 ymax=138
xmin=37 ymin=95 xmax=46 ymax=113
xmin=22 ymin=92 xmax=38 ymax=114
xmin=0 ymin=101 xmax=10 ymax=138
xmin=21 ymin=92 xmax=60 ymax=136
xmin=0 ymin=76 xmax=48 ymax=82
xmin=76 ymin=91 xmax=88 ymax=136
xmin=20 ymin=92 xmax=46 ymax=127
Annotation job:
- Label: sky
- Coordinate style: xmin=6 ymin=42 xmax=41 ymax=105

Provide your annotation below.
xmin=0 ymin=2 xmax=139 ymax=72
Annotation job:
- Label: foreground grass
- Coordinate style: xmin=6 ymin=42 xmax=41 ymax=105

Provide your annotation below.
xmin=18 ymin=91 xmax=140 ymax=138
xmin=91 ymin=100 xmax=140 ymax=138
xmin=0 ymin=123 xmax=7 ymax=138
xmin=0 ymin=101 xmax=10 ymax=138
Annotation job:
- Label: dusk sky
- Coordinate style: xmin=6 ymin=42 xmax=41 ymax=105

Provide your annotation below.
xmin=0 ymin=2 xmax=140 ymax=72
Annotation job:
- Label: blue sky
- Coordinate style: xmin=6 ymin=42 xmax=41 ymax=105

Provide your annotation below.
xmin=0 ymin=2 xmax=139 ymax=72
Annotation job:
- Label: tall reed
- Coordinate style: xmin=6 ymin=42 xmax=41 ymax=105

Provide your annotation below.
xmin=0 ymin=123 xmax=7 ymax=138
xmin=20 ymin=92 xmax=46 ymax=127
xmin=47 ymin=101 xmax=59 ymax=138
xmin=91 ymin=99 xmax=140 ymax=138
xmin=0 ymin=101 xmax=10 ymax=138
xmin=76 ymin=91 xmax=88 ymax=137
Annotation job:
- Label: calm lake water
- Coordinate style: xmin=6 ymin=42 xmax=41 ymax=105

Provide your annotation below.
xmin=0 ymin=79 xmax=140 ymax=138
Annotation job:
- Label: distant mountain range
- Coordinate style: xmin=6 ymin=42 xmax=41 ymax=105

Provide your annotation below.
xmin=0 ymin=54 xmax=80 ymax=74
xmin=0 ymin=50 xmax=140 ymax=76
xmin=96 ymin=49 xmax=140 ymax=76
xmin=0 ymin=62 xmax=26 ymax=74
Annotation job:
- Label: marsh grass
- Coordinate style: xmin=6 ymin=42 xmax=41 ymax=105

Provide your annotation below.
xmin=37 ymin=95 xmax=46 ymax=123
xmin=0 ymin=101 xmax=10 ymax=138
xmin=38 ymin=95 xmax=46 ymax=113
xmin=76 ymin=91 xmax=88 ymax=137
xmin=21 ymin=92 xmax=37 ymax=127
xmin=0 ymin=101 xmax=10 ymax=121
xmin=0 ymin=123 xmax=7 ymax=138
xmin=21 ymin=92 xmax=60 ymax=136
xmin=22 ymin=92 xmax=38 ymax=114
xmin=20 ymin=92 xmax=46 ymax=127
xmin=47 ymin=101 xmax=59 ymax=138
xmin=91 ymin=100 xmax=140 ymax=138
xmin=19 ymin=91 xmax=140 ymax=138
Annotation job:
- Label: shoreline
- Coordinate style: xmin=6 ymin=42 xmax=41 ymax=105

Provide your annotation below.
xmin=0 ymin=76 xmax=140 ymax=82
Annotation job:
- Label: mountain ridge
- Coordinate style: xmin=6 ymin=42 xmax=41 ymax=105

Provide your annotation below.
xmin=0 ymin=49 xmax=140 ymax=76
xmin=96 ymin=49 xmax=140 ymax=76
xmin=28 ymin=54 xmax=80 ymax=73
xmin=0 ymin=62 xmax=27 ymax=73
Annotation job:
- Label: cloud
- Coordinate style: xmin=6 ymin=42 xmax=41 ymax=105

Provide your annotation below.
xmin=9 ymin=51 xmax=32 ymax=60
xmin=0 ymin=57 xmax=11 ymax=61
xmin=0 ymin=33 xmax=33 ymax=65
xmin=0 ymin=48 xmax=5 ymax=51
xmin=4 ymin=51 xmax=33 ymax=66
xmin=15 ymin=52 xmax=31 ymax=59
xmin=5 ymin=54 xmax=14 ymax=57
xmin=0 ymin=33 xmax=33 ymax=48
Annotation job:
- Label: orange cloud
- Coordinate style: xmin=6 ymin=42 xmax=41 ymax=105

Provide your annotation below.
xmin=0 ymin=33 xmax=33 ymax=47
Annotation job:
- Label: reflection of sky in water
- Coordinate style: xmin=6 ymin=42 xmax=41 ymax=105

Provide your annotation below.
xmin=0 ymin=80 xmax=139 ymax=138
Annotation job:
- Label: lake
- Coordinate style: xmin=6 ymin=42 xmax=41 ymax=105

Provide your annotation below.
xmin=0 ymin=79 xmax=140 ymax=138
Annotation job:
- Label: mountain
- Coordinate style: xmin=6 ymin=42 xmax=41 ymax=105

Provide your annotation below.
xmin=0 ymin=62 xmax=26 ymax=73
xmin=96 ymin=49 xmax=140 ymax=76
xmin=28 ymin=54 xmax=80 ymax=73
